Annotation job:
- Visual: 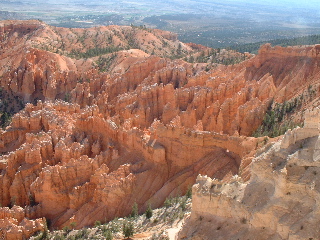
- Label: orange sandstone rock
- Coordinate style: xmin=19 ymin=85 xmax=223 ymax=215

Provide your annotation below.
xmin=1 ymin=20 xmax=320 ymax=234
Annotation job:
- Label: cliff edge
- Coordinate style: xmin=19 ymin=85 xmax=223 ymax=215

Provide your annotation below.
xmin=179 ymin=108 xmax=320 ymax=239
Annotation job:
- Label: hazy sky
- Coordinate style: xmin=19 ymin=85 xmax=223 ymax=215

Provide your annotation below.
xmin=1 ymin=0 xmax=319 ymax=17
xmin=229 ymin=0 xmax=319 ymax=8
xmin=1 ymin=0 xmax=319 ymax=10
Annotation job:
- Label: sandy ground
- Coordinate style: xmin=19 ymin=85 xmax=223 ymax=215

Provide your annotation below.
xmin=167 ymin=220 xmax=185 ymax=240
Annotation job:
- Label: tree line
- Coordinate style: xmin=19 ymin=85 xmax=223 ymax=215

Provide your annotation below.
xmin=229 ymin=34 xmax=320 ymax=53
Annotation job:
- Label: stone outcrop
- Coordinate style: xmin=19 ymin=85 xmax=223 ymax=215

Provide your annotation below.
xmin=179 ymin=109 xmax=320 ymax=239
xmin=281 ymin=108 xmax=320 ymax=148
xmin=0 ymin=206 xmax=45 ymax=240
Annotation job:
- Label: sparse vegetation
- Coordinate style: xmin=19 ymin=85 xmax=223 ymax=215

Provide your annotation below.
xmin=32 ymin=195 xmax=191 ymax=240
xmin=70 ymin=222 xmax=77 ymax=229
xmin=64 ymin=92 xmax=71 ymax=103
xmin=230 ymin=34 xmax=320 ymax=53
xmin=150 ymin=232 xmax=170 ymax=240
xmin=0 ymin=112 xmax=11 ymax=129
xmin=32 ymin=219 xmax=49 ymax=240
xmin=188 ymin=48 xmax=249 ymax=65
xmin=130 ymin=202 xmax=139 ymax=218
xmin=68 ymin=46 xmax=123 ymax=59
xmin=62 ymin=226 xmax=70 ymax=234
xmin=0 ymin=90 xmax=24 ymax=129
xmin=122 ymin=220 xmax=134 ymax=238
xmin=94 ymin=221 xmax=101 ymax=227
xmin=96 ymin=54 xmax=117 ymax=72
xmin=186 ymin=186 xmax=192 ymax=199
xmin=104 ymin=228 xmax=113 ymax=240
xmin=145 ymin=204 xmax=153 ymax=219
xmin=253 ymin=96 xmax=305 ymax=138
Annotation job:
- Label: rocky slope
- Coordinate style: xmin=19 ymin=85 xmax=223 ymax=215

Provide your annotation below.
xmin=179 ymin=109 xmax=320 ymax=239
xmin=1 ymin=20 xmax=320 ymax=239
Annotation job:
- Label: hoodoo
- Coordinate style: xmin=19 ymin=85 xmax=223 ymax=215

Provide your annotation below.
xmin=0 ymin=20 xmax=320 ymax=239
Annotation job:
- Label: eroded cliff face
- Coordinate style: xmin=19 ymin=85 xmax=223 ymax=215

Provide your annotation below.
xmin=1 ymin=20 xmax=320 ymax=238
xmin=179 ymin=109 xmax=320 ymax=240
xmin=0 ymin=206 xmax=45 ymax=240
xmin=0 ymin=101 xmax=255 ymax=233
xmin=1 ymin=21 xmax=320 ymax=137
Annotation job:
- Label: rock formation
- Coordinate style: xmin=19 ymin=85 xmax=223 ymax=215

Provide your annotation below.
xmin=1 ymin=20 xmax=320 ymax=239
xmin=179 ymin=108 xmax=320 ymax=239
xmin=0 ymin=100 xmax=257 ymax=233
xmin=0 ymin=206 xmax=45 ymax=240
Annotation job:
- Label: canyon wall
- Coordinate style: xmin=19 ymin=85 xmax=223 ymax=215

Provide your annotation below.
xmin=179 ymin=109 xmax=320 ymax=239
xmin=1 ymin=20 xmax=320 ymax=238
xmin=0 ymin=101 xmax=257 ymax=233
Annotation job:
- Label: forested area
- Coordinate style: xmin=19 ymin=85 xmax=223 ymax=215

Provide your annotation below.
xmin=229 ymin=34 xmax=320 ymax=53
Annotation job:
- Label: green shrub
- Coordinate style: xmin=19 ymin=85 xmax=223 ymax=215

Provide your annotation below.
xmin=64 ymin=92 xmax=71 ymax=103
xmin=70 ymin=221 xmax=77 ymax=229
xmin=108 ymin=218 xmax=120 ymax=233
xmin=94 ymin=220 xmax=101 ymax=227
xmin=104 ymin=229 xmax=113 ymax=240
xmin=145 ymin=204 xmax=153 ymax=219
xmin=122 ymin=221 xmax=134 ymax=238
xmin=130 ymin=202 xmax=138 ymax=218
xmin=74 ymin=229 xmax=88 ymax=239
xmin=62 ymin=226 xmax=70 ymax=234
xmin=252 ymin=98 xmax=303 ymax=138
xmin=186 ymin=186 xmax=192 ymax=199
xmin=180 ymin=197 xmax=187 ymax=211
xmin=164 ymin=197 xmax=173 ymax=208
